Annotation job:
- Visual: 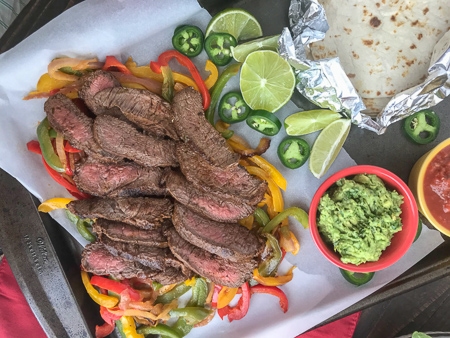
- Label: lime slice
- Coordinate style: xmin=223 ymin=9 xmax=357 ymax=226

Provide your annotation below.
xmin=231 ymin=34 xmax=280 ymax=62
xmin=309 ymin=119 xmax=352 ymax=178
xmin=240 ymin=50 xmax=295 ymax=113
xmin=284 ymin=109 xmax=342 ymax=136
xmin=205 ymin=8 xmax=263 ymax=41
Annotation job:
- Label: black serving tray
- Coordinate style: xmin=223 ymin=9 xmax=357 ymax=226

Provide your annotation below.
xmin=1 ymin=0 xmax=450 ymax=337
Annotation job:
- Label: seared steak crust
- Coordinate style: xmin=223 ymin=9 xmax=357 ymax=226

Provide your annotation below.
xmin=93 ymin=115 xmax=178 ymax=167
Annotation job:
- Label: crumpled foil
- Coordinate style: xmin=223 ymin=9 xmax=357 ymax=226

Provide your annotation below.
xmin=282 ymin=0 xmax=450 ymax=134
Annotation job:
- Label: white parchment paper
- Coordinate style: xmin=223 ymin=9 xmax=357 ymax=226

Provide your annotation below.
xmin=0 ymin=0 xmax=444 ymax=337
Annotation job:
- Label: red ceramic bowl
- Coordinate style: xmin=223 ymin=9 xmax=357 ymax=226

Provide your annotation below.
xmin=309 ymin=165 xmax=419 ymax=273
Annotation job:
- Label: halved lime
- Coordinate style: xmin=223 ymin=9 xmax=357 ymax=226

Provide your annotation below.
xmin=240 ymin=50 xmax=295 ymax=113
xmin=205 ymin=8 xmax=263 ymax=41
xmin=309 ymin=119 xmax=352 ymax=178
xmin=284 ymin=109 xmax=342 ymax=136
xmin=231 ymin=34 xmax=280 ymax=62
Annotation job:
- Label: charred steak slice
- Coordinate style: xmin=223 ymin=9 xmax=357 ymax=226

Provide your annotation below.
xmin=165 ymin=170 xmax=255 ymax=223
xmin=172 ymin=203 xmax=264 ymax=262
xmin=74 ymin=160 xmax=166 ymax=197
xmin=92 ymin=218 xmax=169 ymax=247
xmin=172 ymin=87 xmax=239 ymax=167
xmin=44 ymin=93 xmax=119 ymax=162
xmin=68 ymin=197 xmax=173 ymax=229
xmin=176 ymin=142 xmax=267 ymax=205
xmin=94 ymin=87 xmax=179 ymax=140
xmin=166 ymin=228 xmax=256 ymax=287
xmin=93 ymin=115 xmax=178 ymax=167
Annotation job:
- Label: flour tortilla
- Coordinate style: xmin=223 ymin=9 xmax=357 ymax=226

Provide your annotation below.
xmin=310 ymin=0 xmax=450 ymax=115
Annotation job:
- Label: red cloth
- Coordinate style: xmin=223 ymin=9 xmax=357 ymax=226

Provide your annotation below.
xmin=0 ymin=256 xmax=360 ymax=337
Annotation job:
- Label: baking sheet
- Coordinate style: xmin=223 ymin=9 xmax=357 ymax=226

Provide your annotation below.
xmin=0 ymin=0 xmax=444 ymax=336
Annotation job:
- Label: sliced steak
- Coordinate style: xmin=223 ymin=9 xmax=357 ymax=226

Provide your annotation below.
xmin=165 ymin=170 xmax=255 ymax=223
xmin=167 ymin=228 xmax=256 ymax=287
xmin=172 ymin=87 xmax=239 ymax=167
xmin=94 ymin=87 xmax=178 ymax=139
xmin=93 ymin=115 xmax=178 ymax=167
xmin=92 ymin=218 xmax=169 ymax=247
xmin=74 ymin=160 xmax=166 ymax=197
xmin=79 ymin=70 xmax=123 ymax=117
xmin=44 ymin=93 xmax=119 ymax=162
xmin=172 ymin=203 xmax=264 ymax=262
xmin=68 ymin=197 xmax=173 ymax=229
xmin=176 ymin=142 xmax=267 ymax=205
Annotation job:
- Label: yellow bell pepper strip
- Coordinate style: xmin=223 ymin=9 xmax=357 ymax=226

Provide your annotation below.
xmin=250 ymin=285 xmax=288 ymax=313
xmin=118 ymin=316 xmax=144 ymax=338
xmin=217 ymin=286 xmax=238 ymax=309
xmin=249 ymin=155 xmax=287 ymax=191
xmin=262 ymin=206 xmax=309 ymax=233
xmin=137 ymin=323 xmax=182 ymax=338
xmin=204 ymin=59 xmax=218 ymax=89
xmin=252 ymin=265 xmax=296 ymax=286
xmin=279 ymin=225 xmax=300 ymax=255
xmin=37 ymin=197 xmax=73 ymax=213
xmin=258 ymin=233 xmax=282 ymax=277
xmin=81 ymin=271 xmax=119 ymax=308
xmin=244 ymin=166 xmax=284 ymax=212
xmin=238 ymin=214 xmax=254 ymax=230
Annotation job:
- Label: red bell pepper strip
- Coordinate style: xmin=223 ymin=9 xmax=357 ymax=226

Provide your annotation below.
xmin=150 ymin=50 xmax=210 ymax=110
xmin=27 ymin=140 xmax=42 ymax=154
xmin=64 ymin=141 xmax=82 ymax=153
xmin=90 ymin=275 xmax=141 ymax=301
xmin=95 ymin=321 xmax=115 ymax=338
xmin=250 ymin=284 xmax=288 ymax=313
xmin=102 ymin=55 xmax=132 ymax=75
xmin=99 ymin=305 xmax=122 ymax=325
xmin=217 ymin=282 xmax=250 ymax=322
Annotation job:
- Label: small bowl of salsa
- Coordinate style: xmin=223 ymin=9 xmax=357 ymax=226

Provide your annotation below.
xmin=409 ymin=138 xmax=450 ymax=236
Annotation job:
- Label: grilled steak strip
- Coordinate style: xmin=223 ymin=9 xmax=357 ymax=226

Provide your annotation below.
xmin=165 ymin=170 xmax=255 ymax=223
xmin=172 ymin=203 xmax=264 ymax=262
xmin=93 ymin=115 xmax=178 ymax=167
xmin=166 ymin=228 xmax=256 ymax=287
xmin=74 ymin=161 xmax=166 ymax=197
xmin=172 ymin=87 xmax=239 ymax=167
xmin=44 ymin=93 xmax=119 ymax=162
xmin=92 ymin=218 xmax=169 ymax=247
xmin=94 ymin=87 xmax=179 ymax=140
xmin=176 ymin=142 xmax=267 ymax=205
xmin=68 ymin=197 xmax=173 ymax=229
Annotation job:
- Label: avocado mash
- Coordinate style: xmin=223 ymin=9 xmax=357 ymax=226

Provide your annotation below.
xmin=317 ymin=174 xmax=404 ymax=265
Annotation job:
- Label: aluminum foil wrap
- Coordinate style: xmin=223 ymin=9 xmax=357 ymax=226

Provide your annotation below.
xmin=282 ymin=0 xmax=450 ymax=134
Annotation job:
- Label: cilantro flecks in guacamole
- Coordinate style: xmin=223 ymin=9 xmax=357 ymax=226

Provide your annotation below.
xmin=317 ymin=174 xmax=404 ymax=265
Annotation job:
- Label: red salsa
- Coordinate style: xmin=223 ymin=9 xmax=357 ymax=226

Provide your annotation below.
xmin=423 ymin=144 xmax=450 ymax=228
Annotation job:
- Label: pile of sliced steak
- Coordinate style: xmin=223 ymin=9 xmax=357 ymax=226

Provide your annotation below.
xmin=45 ymin=70 xmax=267 ymax=287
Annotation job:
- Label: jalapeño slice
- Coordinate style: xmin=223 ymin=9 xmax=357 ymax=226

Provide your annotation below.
xmin=172 ymin=25 xmax=204 ymax=57
xmin=204 ymin=32 xmax=237 ymax=66
xmin=277 ymin=137 xmax=310 ymax=169
xmin=246 ymin=110 xmax=282 ymax=136
xmin=403 ymin=109 xmax=440 ymax=145
xmin=218 ymin=91 xmax=252 ymax=123
xmin=339 ymin=268 xmax=375 ymax=286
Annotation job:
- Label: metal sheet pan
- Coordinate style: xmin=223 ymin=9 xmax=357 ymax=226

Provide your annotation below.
xmin=0 ymin=0 xmax=449 ymax=336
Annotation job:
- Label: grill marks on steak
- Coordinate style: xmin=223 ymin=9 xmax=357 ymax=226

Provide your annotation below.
xmin=172 ymin=87 xmax=239 ymax=167
xmin=74 ymin=161 xmax=166 ymax=197
xmin=94 ymin=87 xmax=179 ymax=140
xmin=172 ymin=203 xmax=264 ymax=262
xmin=93 ymin=115 xmax=178 ymax=167
xmin=176 ymin=142 xmax=267 ymax=205
xmin=68 ymin=197 xmax=173 ymax=229
xmin=166 ymin=228 xmax=256 ymax=288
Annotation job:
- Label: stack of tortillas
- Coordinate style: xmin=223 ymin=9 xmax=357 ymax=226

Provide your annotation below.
xmin=310 ymin=0 xmax=450 ymax=115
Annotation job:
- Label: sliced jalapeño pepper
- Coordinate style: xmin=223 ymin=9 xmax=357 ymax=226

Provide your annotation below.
xmin=172 ymin=25 xmax=204 ymax=57
xmin=403 ymin=109 xmax=440 ymax=145
xmin=277 ymin=136 xmax=310 ymax=169
xmin=339 ymin=268 xmax=375 ymax=286
xmin=204 ymin=32 xmax=237 ymax=66
xmin=246 ymin=110 xmax=281 ymax=136
xmin=218 ymin=91 xmax=252 ymax=123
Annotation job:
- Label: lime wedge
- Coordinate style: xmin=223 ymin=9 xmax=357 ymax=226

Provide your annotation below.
xmin=284 ymin=109 xmax=342 ymax=136
xmin=240 ymin=50 xmax=295 ymax=113
xmin=205 ymin=8 xmax=263 ymax=41
xmin=231 ymin=34 xmax=280 ymax=62
xmin=309 ymin=119 xmax=352 ymax=178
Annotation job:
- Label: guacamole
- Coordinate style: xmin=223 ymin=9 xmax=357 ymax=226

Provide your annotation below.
xmin=317 ymin=174 xmax=404 ymax=265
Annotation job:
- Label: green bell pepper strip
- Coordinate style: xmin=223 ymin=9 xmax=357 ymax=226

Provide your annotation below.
xmin=137 ymin=323 xmax=181 ymax=338
xmin=253 ymin=207 xmax=270 ymax=227
xmin=205 ymin=62 xmax=241 ymax=125
xmin=246 ymin=110 xmax=282 ymax=136
xmin=172 ymin=25 xmax=204 ymax=57
xmin=258 ymin=233 xmax=282 ymax=277
xmin=155 ymin=283 xmax=191 ymax=304
xmin=161 ymin=65 xmax=175 ymax=103
xmin=339 ymin=268 xmax=375 ymax=286
xmin=262 ymin=206 xmax=309 ymax=233
xmin=403 ymin=109 xmax=440 ymax=145
xmin=169 ymin=307 xmax=212 ymax=325
xmin=37 ymin=117 xmax=65 ymax=173
xmin=204 ymin=32 xmax=237 ymax=66
xmin=277 ymin=136 xmax=310 ymax=169
xmin=65 ymin=210 xmax=96 ymax=242
xmin=218 ymin=91 xmax=252 ymax=123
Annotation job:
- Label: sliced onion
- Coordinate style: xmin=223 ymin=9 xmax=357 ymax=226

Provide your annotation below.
xmin=48 ymin=57 xmax=99 ymax=81
xmin=55 ymin=132 xmax=67 ymax=170
xmin=111 ymin=71 xmax=162 ymax=95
